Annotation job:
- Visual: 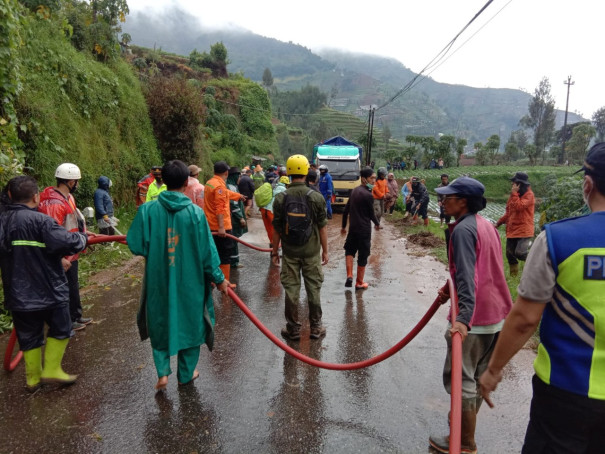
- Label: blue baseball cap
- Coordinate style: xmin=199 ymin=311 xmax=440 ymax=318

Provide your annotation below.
xmin=434 ymin=176 xmax=485 ymax=197
xmin=576 ymin=142 xmax=605 ymax=177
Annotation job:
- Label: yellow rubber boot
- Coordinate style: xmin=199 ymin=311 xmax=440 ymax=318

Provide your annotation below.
xmin=40 ymin=337 xmax=77 ymax=385
xmin=23 ymin=347 xmax=42 ymax=392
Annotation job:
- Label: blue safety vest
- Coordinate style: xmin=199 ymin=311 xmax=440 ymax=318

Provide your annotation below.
xmin=537 ymin=212 xmax=605 ymax=399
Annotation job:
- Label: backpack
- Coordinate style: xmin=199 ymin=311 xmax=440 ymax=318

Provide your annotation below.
xmin=282 ymin=189 xmax=314 ymax=246
xmin=254 ymin=182 xmax=273 ymax=208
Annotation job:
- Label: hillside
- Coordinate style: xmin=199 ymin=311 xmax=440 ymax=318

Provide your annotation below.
xmin=123 ymin=8 xmax=586 ymax=148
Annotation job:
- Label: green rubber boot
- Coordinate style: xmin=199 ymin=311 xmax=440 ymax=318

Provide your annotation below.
xmin=40 ymin=337 xmax=77 ymax=385
xmin=23 ymin=347 xmax=43 ymax=392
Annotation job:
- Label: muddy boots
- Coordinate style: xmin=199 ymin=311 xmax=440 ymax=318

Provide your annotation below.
xmin=345 ymin=256 xmax=354 ymax=287
xmin=40 ymin=337 xmax=77 ymax=386
xmin=509 ymin=263 xmax=519 ymax=277
xmin=424 ymin=218 xmax=429 ymax=227
xmin=219 ymin=264 xmax=237 ymax=288
xmin=355 ymin=266 xmax=369 ymax=290
xmin=429 ymin=398 xmax=477 ymax=454
xmin=23 ymin=347 xmax=42 ymax=392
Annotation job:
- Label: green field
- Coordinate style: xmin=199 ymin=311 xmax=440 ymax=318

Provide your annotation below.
xmin=393 ymin=165 xmax=579 ymax=202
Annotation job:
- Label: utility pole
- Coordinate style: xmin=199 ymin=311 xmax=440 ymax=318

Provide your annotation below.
xmin=365 ymin=107 xmax=375 ymax=166
xmin=561 ymin=75 xmax=574 ymax=164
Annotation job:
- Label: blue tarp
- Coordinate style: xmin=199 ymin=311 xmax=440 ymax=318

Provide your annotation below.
xmin=315 ymin=136 xmax=362 ymax=149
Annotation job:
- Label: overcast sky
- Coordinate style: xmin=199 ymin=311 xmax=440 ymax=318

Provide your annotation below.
xmin=126 ymin=0 xmax=603 ymax=119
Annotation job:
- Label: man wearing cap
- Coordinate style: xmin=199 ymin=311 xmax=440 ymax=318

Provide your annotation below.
xmin=226 ymin=167 xmax=247 ymax=269
xmin=204 ymin=161 xmax=245 ymax=287
xmin=480 ymin=143 xmax=605 ymax=453
xmin=372 ymin=167 xmax=388 ymax=228
xmin=429 ymin=176 xmax=512 ymax=454
xmin=146 ymin=167 xmax=167 ymax=203
xmin=495 ymin=172 xmax=535 ymax=276
xmin=184 ymin=164 xmax=204 ymax=210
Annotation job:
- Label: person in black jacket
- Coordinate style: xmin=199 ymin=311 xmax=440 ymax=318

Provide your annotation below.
xmin=410 ymin=177 xmax=430 ymax=226
xmin=237 ymin=169 xmax=255 ymax=218
xmin=341 ymin=167 xmax=380 ymax=290
xmin=0 ymin=176 xmax=87 ymax=392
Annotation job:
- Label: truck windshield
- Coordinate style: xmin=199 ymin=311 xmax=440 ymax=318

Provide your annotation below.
xmin=320 ymin=160 xmax=360 ymax=181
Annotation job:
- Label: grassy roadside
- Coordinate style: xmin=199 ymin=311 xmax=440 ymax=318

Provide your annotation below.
xmin=387 ymin=210 xmax=522 ymax=299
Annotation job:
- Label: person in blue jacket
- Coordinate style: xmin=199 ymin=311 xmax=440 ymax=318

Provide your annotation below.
xmin=94 ymin=176 xmax=115 ymax=235
xmin=318 ymin=165 xmax=334 ymax=219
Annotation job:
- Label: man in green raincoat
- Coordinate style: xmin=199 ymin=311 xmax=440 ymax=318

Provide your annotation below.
xmin=127 ymin=160 xmax=230 ymax=391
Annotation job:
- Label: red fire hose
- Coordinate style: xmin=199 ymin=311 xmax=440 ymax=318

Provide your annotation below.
xmin=448 ymin=279 xmax=463 ymax=454
xmin=227 ymin=286 xmax=443 ymax=370
xmin=211 ymin=232 xmax=272 ymax=252
xmin=3 ymin=329 xmax=22 ymax=372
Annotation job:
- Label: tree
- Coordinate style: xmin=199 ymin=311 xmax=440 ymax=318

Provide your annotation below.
xmin=484 ymin=134 xmax=501 ymax=165
xmin=524 ymin=144 xmax=539 ymax=166
xmin=189 ymin=42 xmax=229 ymax=78
xmin=455 ymin=138 xmax=467 ymax=167
xmin=592 ymin=106 xmax=605 ymax=142
xmin=474 ymin=142 xmax=488 ymax=166
xmin=504 ymin=142 xmax=520 ymax=162
xmin=567 ymin=123 xmax=596 ymax=164
xmin=262 ymin=68 xmax=273 ymax=89
xmin=519 ymin=77 xmax=556 ymax=165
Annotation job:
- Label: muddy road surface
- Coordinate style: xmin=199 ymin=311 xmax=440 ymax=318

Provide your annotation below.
xmin=0 ymin=215 xmax=534 ymax=453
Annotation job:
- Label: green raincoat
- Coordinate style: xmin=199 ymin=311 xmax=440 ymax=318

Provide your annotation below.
xmin=127 ymin=190 xmax=224 ymax=354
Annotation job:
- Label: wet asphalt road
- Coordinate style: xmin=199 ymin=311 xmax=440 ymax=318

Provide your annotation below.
xmin=0 ymin=215 xmax=535 ymax=453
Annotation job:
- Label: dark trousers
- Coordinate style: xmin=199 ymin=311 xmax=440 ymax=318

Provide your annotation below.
xmin=65 ymin=260 xmax=83 ymax=322
xmin=522 ymin=375 xmax=605 ymax=454
xmin=344 ymin=232 xmax=371 ymax=267
xmin=506 ymin=237 xmax=531 ymax=265
xmin=212 ymin=230 xmax=234 ymax=265
xmin=12 ymin=304 xmax=72 ymax=351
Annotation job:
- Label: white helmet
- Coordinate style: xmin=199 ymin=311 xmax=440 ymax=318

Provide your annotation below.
xmin=55 ymin=163 xmax=82 ymax=180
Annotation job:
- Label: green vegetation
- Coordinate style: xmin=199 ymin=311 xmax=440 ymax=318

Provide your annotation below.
xmin=394 ymin=165 xmax=578 ymax=203
xmin=14 ymin=14 xmax=160 ymax=204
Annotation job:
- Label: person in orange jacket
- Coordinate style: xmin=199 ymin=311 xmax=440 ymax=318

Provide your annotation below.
xmin=495 ymin=172 xmax=535 ymax=276
xmin=136 ymin=166 xmax=161 ymax=207
xmin=204 ymin=161 xmax=245 ymax=288
xmin=372 ymin=167 xmax=388 ymax=229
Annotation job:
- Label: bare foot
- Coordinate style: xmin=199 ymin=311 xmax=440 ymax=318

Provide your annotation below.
xmin=155 ymin=376 xmax=168 ymax=391
xmin=178 ymin=370 xmax=199 ymax=386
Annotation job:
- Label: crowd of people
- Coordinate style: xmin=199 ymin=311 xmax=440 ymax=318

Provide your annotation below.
xmin=1 ymin=143 xmax=604 ymax=453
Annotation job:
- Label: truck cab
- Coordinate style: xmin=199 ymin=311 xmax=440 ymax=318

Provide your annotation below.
xmin=314 ymin=138 xmax=363 ymax=207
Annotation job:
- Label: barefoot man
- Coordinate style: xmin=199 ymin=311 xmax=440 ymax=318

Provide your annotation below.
xmin=127 ymin=160 xmax=229 ymax=391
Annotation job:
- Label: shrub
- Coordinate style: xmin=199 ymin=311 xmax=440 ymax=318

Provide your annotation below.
xmin=145 ymin=76 xmax=204 ymax=164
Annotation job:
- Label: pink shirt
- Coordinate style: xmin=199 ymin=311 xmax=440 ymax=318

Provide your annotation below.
xmin=184 ymin=176 xmax=204 ymax=210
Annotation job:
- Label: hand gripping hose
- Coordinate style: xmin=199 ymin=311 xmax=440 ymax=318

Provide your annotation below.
xmin=3 ymin=233 xmax=127 ymax=372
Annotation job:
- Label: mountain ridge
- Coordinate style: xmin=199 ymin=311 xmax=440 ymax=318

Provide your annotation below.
xmin=123 ymin=9 xmax=586 ymax=146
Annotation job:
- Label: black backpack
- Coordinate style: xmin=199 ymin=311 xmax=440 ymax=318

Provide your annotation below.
xmin=282 ymin=189 xmax=314 ymax=246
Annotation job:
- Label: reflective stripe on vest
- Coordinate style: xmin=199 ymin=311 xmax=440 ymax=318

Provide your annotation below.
xmin=11 ymin=240 xmax=45 ymax=247
xmin=537 ymin=213 xmax=605 ymax=399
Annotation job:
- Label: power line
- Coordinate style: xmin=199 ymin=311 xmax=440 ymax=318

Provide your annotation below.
xmin=377 ymin=0 xmax=497 ymax=111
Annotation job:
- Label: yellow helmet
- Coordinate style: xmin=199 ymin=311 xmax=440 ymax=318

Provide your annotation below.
xmin=286 ymin=154 xmax=309 ymax=176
